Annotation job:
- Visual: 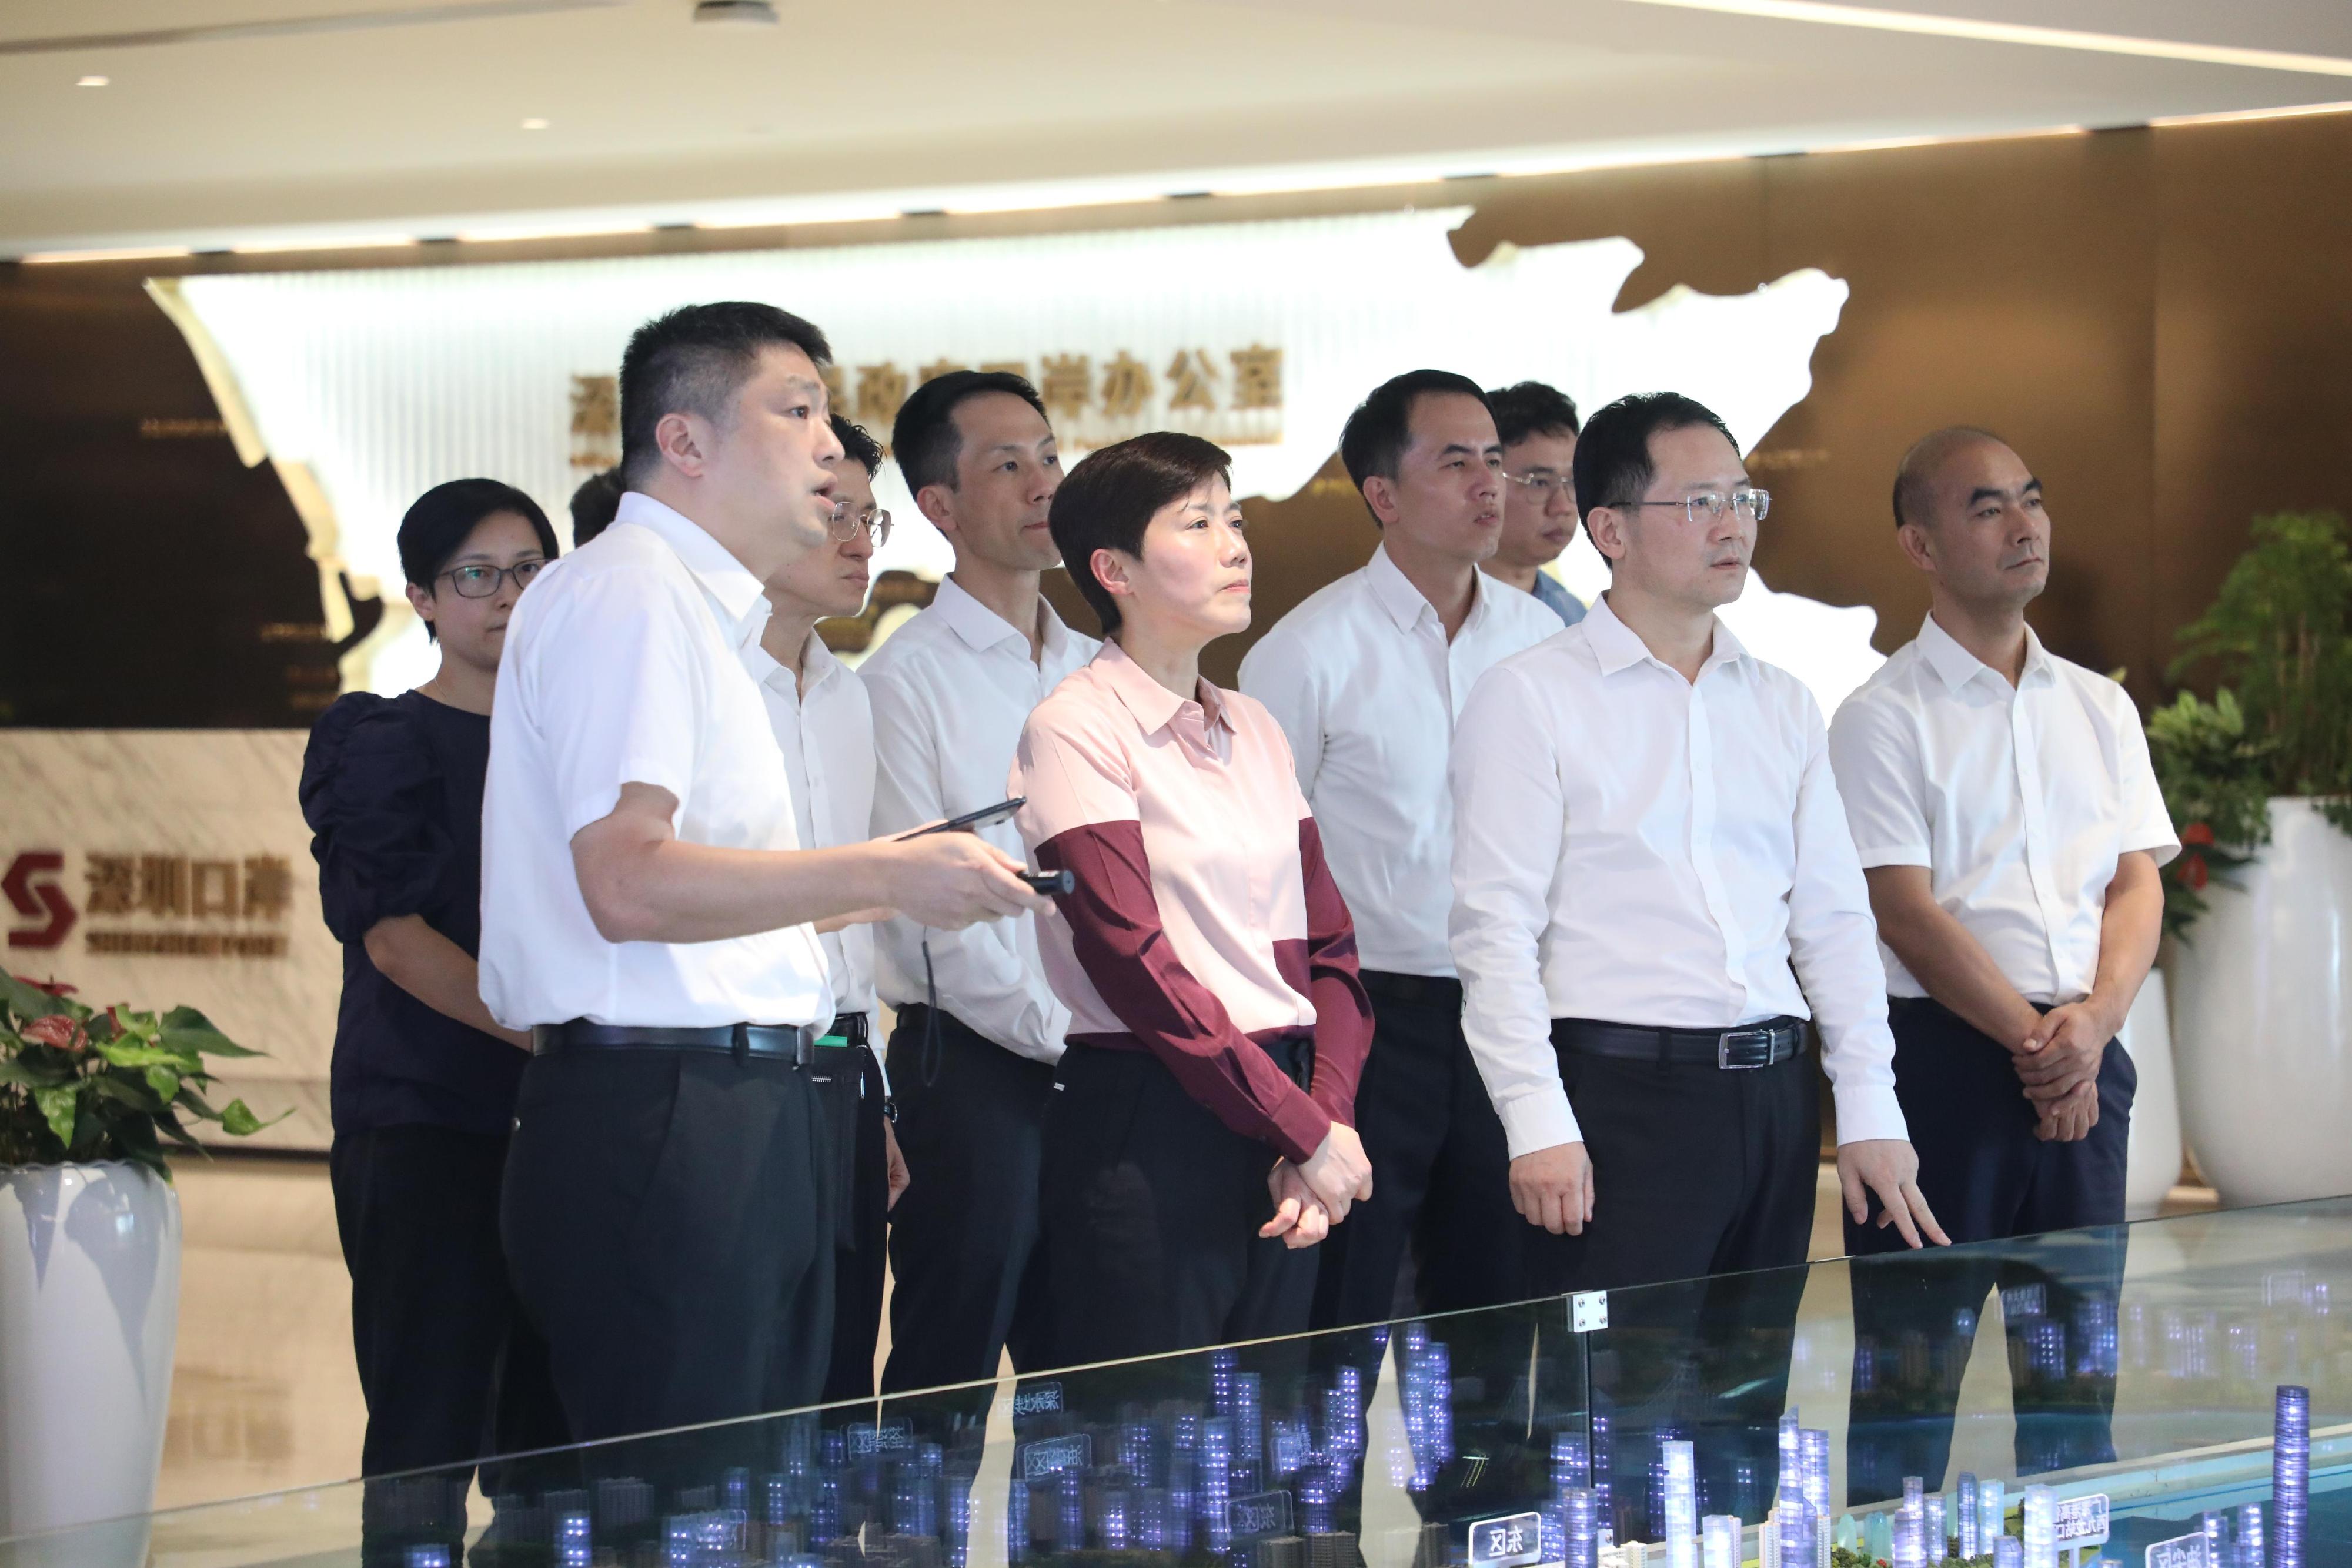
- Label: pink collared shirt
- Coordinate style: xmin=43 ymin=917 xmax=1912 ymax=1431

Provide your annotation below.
xmin=1011 ymin=641 xmax=1372 ymax=1165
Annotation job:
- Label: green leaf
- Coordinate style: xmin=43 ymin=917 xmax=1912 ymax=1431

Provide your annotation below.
xmin=32 ymin=1084 xmax=80 ymax=1148
xmin=160 ymin=1007 xmax=261 ymax=1058
xmin=216 ymin=1098 xmax=284 ymax=1137
xmin=153 ymin=1107 xmax=205 ymax=1151
xmin=0 ymin=1057 xmax=73 ymax=1091
xmin=0 ymin=972 xmax=78 ymax=1026
xmin=93 ymin=1074 xmax=168 ymax=1115
xmin=143 ymin=1064 xmax=182 ymax=1102
xmin=93 ymin=1039 xmax=201 ymax=1073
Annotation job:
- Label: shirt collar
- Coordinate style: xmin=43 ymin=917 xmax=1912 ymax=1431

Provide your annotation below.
xmin=1582 ymin=591 xmax=1749 ymax=678
xmin=1917 ymin=611 xmax=2054 ymax=693
xmin=931 ymin=574 xmax=1073 ymax=660
xmin=1094 ymin=640 xmax=1234 ymax=739
xmin=1362 ymin=542 xmax=1499 ymax=636
xmin=615 ymin=491 xmax=771 ymax=648
xmin=744 ymin=627 xmax=844 ymax=699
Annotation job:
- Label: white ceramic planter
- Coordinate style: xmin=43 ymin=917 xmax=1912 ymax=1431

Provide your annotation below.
xmin=2169 ymin=798 xmax=2352 ymax=1207
xmin=2119 ymin=968 xmax=2184 ymax=1218
xmin=0 ymin=1162 xmax=182 ymax=1543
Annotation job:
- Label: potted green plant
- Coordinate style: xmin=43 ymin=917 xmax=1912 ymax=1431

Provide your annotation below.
xmin=1 ymin=969 xmax=275 ymax=1542
xmin=2151 ymin=511 xmax=2352 ymax=1208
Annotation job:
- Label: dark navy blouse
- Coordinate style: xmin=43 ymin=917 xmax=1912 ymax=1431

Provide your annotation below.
xmin=300 ymin=690 xmax=526 ymax=1136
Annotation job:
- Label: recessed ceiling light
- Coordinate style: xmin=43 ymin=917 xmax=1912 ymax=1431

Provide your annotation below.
xmin=522 ymin=117 xmax=550 ymax=130
xmin=76 ymin=75 xmax=109 ymax=87
xmin=692 ymin=1 xmax=779 ymax=25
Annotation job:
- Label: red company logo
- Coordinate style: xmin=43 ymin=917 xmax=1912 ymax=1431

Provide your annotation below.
xmin=4 ymin=852 xmax=78 ymax=950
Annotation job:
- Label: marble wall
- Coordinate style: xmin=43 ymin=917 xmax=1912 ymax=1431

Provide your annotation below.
xmin=1 ymin=731 xmax=333 ymax=1150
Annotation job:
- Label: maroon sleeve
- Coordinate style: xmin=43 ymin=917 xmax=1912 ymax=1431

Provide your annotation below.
xmin=1036 ymin=819 xmax=1334 ymax=1164
xmin=1297 ymin=817 xmax=1372 ymax=1125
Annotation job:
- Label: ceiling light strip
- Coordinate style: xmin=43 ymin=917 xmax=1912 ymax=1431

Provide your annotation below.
xmin=1608 ymin=0 xmax=2352 ymax=78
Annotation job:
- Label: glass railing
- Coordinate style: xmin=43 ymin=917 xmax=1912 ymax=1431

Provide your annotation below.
xmin=9 ymin=1198 xmax=2351 ymax=1568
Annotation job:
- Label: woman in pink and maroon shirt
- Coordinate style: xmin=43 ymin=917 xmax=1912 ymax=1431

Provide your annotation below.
xmin=1011 ymin=432 xmax=1375 ymax=1363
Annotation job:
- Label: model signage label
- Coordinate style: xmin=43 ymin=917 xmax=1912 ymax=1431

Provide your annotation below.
xmin=2145 ymin=1532 xmax=2203 ymax=1568
xmin=2055 ymin=1494 xmax=2110 ymax=1547
xmin=1227 ymin=1490 xmax=1295 ymax=1541
xmin=1020 ymin=1433 xmax=1091 ymax=1481
xmin=1469 ymin=1510 xmax=1546 ymax=1568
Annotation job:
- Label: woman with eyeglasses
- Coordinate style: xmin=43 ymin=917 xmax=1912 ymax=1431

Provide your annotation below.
xmin=299 ymin=478 xmax=570 ymax=1485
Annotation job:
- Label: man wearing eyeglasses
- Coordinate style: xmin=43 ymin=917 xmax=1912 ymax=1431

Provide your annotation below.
xmin=1241 ymin=370 xmax=1562 ymax=1333
xmin=1481 ymin=381 xmax=1588 ymax=627
xmin=747 ymin=414 xmax=908 ymax=1402
xmin=1829 ymin=428 xmax=2173 ymax=1501
xmin=1452 ymin=390 xmax=1946 ymax=1285
xmin=1450 ymin=391 xmax=1945 ymax=1525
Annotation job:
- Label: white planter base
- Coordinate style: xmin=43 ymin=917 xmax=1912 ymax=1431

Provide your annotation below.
xmin=2169 ymin=798 xmax=2352 ymax=1208
xmin=2120 ymin=968 xmax=2184 ymax=1218
xmin=0 ymin=1162 xmax=182 ymax=1544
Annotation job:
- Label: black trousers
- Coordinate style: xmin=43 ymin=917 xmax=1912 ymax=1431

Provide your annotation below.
xmin=878 ymin=1006 xmax=1056 ymax=1394
xmin=1524 ymin=1027 xmax=1822 ymax=1543
xmin=1844 ymin=997 xmax=2134 ymax=1503
xmin=1041 ymin=1040 xmax=1319 ymax=1365
xmin=1311 ymin=974 xmax=1525 ymax=1330
xmin=500 ymin=1048 xmax=834 ymax=1452
xmin=820 ymin=1046 xmax=890 ymax=1405
xmin=329 ymin=1124 xmax=570 ymax=1479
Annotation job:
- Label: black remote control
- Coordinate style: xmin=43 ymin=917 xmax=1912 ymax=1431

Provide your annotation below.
xmin=1020 ymin=869 xmax=1075 ymax=896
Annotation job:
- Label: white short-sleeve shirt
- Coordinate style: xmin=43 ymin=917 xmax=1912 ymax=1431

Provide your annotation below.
xmin=479 ymin=492 xmax=831 ymax=1031
xmin=1826 ymin=613 xmax=2179 ymax=1006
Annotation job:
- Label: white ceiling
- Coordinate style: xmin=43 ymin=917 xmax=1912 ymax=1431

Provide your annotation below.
xmin=5 ymin=0 xmax=2350 ymax=256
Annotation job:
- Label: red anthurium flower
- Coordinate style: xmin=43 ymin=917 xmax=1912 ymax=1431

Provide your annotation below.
xmin=21 ymin=1014 xmax=87 ymax=1053
xmin=14 ymin=975 xmax=80 ymax=997
xmin=2183 ymin=852 xmax=2209 ymax=891
xmin=2181 ymin=822 xmax=2216 ymax=847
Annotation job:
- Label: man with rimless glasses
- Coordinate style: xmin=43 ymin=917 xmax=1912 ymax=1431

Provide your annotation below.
xmin=1480 ymin=380 xmax=1589 ymax=627
xmin=1452 ymin=390 xmax=1940 ymax=1285
xmin=1449 ymin=392 xmax=1946 ymax=1526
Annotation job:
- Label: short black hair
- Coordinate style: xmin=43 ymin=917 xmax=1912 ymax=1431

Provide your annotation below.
xmin=892 ymin=370 xmax=1050 ymax=496
xmin=1572 ymin=392 xmax=1739 ymax=518
xmin=1486 ymin=380 xmax=1581 ymax=447
xmin=398 ymin=478 xmax=558 ymax=640
xmin=1892 ymin=426 xmax=2007 ymax=529
xmin=831 ymin=414 xmax=884 ymax=477
xmin=569 ymin=466 xmax=624 ymax=546
xmin=1338 ymin=370 xmax=1492 ymax=520
xmin=1048 ymin=432 xmax=1232 ymax=637
xmin=618 ymin=301 xmax=832 ymax=486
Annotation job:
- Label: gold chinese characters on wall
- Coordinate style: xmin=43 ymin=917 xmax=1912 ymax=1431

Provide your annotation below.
xmin=81 ymin=851 xmax=295 ymax=958
xmin=567 ymin=345 xmax=1284 ymax=468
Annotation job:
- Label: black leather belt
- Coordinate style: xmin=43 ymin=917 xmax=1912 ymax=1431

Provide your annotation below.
xmin=1359 ymin=970 xmax=1464 ymax=1009
xmin=817 ymin=1011 xmax=870 ymax=1051
xmin=1551 ymin=1014 xmax=1808 ymax=1069
xmin=532 ymin=1018 xmax=821 ymax=1066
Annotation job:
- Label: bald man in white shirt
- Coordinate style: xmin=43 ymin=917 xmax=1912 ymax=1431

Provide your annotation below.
xmin=1829 ymin=428 xmax=2173 ymax=1502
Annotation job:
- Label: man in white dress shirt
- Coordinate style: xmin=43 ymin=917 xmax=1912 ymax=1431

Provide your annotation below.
xmin=863 ymin=370 xmax=1101 ymax=1399
xmin=1830 ymin=427 xmax=2173 ymax=1500
xmin=1450 ymin=392 xmax=1945 ymax=1529
xmin=1242 ymin=370 xmax=1562 ymax=1330
xmin=747 ymin=413 xmax=910 ymax=1403
xmin=483 ymin=305 xmax=1048 ymax=1451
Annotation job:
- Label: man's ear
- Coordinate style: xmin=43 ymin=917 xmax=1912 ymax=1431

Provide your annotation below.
xmin=654 ymin=410 xmax=709 ymax=480
xmin=1896 ymin=520 xmax=1937 ymax=576
xmin=914 ymin=482 xmax=958 ymax=537
xmin=1361 ymin=474 xmax=1402 ymax=530
xmin=1584 ymin=503 xmax=1631 ymax=566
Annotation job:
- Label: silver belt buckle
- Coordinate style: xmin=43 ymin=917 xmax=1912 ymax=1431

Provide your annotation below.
xmin=1717 ymin=1027 xmax=1775 ymax=1069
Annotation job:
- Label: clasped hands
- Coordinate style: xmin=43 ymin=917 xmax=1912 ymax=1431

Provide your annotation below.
xmin=2012 ymin=997 xmax=2119 ymax=1143
xmin=1259 ymin=1122 xmax=1374 ymax=1249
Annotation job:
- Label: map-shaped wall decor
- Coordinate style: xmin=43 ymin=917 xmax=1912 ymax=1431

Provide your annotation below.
xmin=163 ymin=208 xmax=1882 ymax=711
